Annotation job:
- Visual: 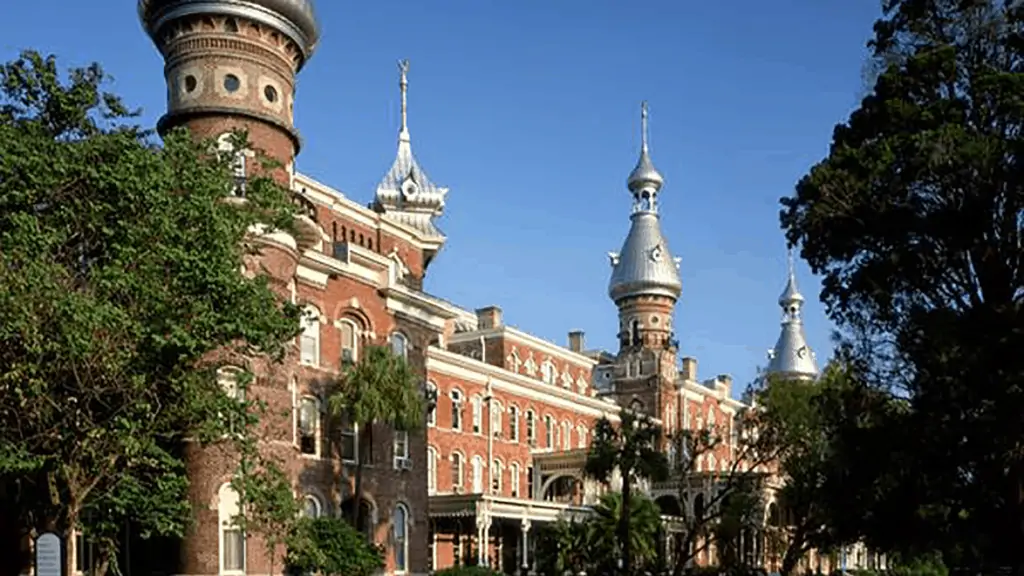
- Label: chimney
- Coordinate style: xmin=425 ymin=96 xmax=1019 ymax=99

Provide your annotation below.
xmin=475 ymin=306 xmax=503 ymax=329
xmin=717 ymin=374 xmax=733 ymax=396
xmin=681 ymin=357 xmax=698 ymax=381
xmin=568 ymin=330 xmax=585 ymax=353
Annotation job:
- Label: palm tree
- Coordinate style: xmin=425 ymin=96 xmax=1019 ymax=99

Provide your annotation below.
xmin=328 ymin=344 xmax=424 ymax=531
xmin=584 ymin=409 xmax=669 ymax=574
xmin=589 ymin=492 xmax=663 ymax=574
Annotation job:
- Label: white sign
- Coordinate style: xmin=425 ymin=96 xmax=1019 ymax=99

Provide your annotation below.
xmin=35 ymin=532 xmax=61 ymax=576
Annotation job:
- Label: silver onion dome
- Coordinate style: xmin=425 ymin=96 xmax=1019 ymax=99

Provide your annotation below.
xmin=138 ymin=0 xmax=320 ymax=63
xmin=608 ymin=213 xmax=682 ymax=302
xmin=766 ymin=252 xmax=818 ymax=380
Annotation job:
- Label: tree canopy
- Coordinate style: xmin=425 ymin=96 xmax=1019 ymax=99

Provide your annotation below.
xmin=0 ymin=51 xmax=300 ymax=575
xmin=781 ymin=0 xmax=1024 ymax=569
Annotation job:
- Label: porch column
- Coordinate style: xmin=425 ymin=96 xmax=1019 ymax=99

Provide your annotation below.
xmin=520 ymin=519 xmax=532 ymax=572
xmin=477 ymin=513 xmax=492 ymax=567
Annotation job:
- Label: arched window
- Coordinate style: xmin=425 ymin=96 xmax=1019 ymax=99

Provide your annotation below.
xmin=508 ymin=405 xmax=520 ymax=442
xmin=630 ymin=319 xmax=640 ymax=345
xmin=393 ymin=504 xmax=409 ymax=573
xmin=339 ymin=318 xmax=359 ymax=364
xmin=425 ymin=382 xmax=438 ymax=427
xmin=393 ymin=431 xmax=410 ymax=469
xmin=299 ymin=306 xmax=320 ymax=366
xmin=451 ymin=452 xmax=464 ymax=491
xmin=576 ymin=424 xmax=588 ymax=449
xmin=561 ymin=421 xmax=572 ymax=450
xmin=471 ymin=455 xmax=483 ymax=493
xmin=390 ymin=332 xmax=408 ymax=361
xmin=297 ymin=396 xmax=321 ymax=457
xmin=218 ymin=483 xmax=245 ymax=574
xmin=540 ymin=360 xmax=555 ymax=384
xmin=526 ymin=410 xmax=536 ymax=445
xmin=450 ymin=390 xmax=463 ymax=431
xmin=707 ymin=407 xmax=716 ymax=429
xmin=427 ymin=446 xmax=438 ymax=494
xmin=694 ymin=493 xmax=706 ymax=521
xmin=510 ymin=462 xmax=521 ymax=498
xmin=302 ymin=494 xmax=323 ymax=518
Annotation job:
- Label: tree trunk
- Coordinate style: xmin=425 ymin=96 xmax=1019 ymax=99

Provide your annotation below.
xmin=620 ymin=471 xmax=632 ymax=575
xmin=779 ymin=535 xmax=805 ymax=576
xmin=352 ymin=422 xmax=368 ymax=536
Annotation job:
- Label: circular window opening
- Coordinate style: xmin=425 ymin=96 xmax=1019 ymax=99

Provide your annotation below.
xmin=184 ymin=75 xmax=198 ymax=93
xmin=264 ymin=85 xmax=278 ymax=103
xmin=224 ymin=74 xmax=241 ymax=93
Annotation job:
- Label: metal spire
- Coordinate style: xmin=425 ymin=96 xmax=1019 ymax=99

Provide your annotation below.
xmin=627 ymin=100 xmax=665 ymax=207
xmin=398 ymin=58 xmax=410 ymax=142
xmin=641 ymin=100 xmax=650 ymax=154
xmin=766 ymin=249 xmax=817 ymax=380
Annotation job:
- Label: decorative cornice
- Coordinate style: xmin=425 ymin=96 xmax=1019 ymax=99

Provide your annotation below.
xmin=448 ymin=327 xmax=598 ymax=370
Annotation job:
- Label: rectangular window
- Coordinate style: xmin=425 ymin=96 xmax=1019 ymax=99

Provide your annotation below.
xmin=472 ymin=397 xmax=482 ymax=434
xmin=451 ymin=393 xmax=463 ymax=431
xmin=451 ymin=453 xmax=463 ymax=489
xmin=427 ymin=449 xmax=437 ymax=494
xmin=393 ymin=431 xmax=410 ymax=469
xmin=222 ymin=526 xmax=245 ymax=571
xmin=340 ymin=425 xmax=357 ymax=463
xmin=426 ymin=384 xmax=437 ymax=427
xmin=340 ymin=320 xmax=358 ymax=364
xmin=527 ymin=466 xmax=535 ymax=499
xmin=298 ymin=397 xmax=319 ymax=456
xmin=491 ymin=460 xmax=502 ymax=494
xmin=510 ymin=464 xmax=520 ymax=498
xmin=526 ymin=411 xmax=536 ymax=445
xmin=544 ymin=416 xmax=553 ymax=449
xmin=299 ymin=311 xmax=319 ymax=366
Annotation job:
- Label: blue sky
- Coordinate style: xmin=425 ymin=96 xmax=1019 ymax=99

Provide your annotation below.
xmin=0 ymin=0 xmax=880 ymax=393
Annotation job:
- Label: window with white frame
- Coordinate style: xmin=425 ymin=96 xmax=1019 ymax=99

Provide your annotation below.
xmin=471 ymin=396 xmax=483 ymax=434
xmin=491 ymin=401 xmax=502 ymax=438
xmin=508 ymin=406 xmax=520 ymax=442
xmin=297 ymin=396 xmax=320 ymax=456
xmin=471 ymin=455 xmax=483 ymax=493
xmin=426 ymin=382 xmax=438 ymax=427
xmin=526 ymin=410 xmax=536 ymax=445
xmin=393 ymin=431 xmax=410 ymax=469
xmin=451 ymin=390 xmax=463 ymax=431
xmin=576 ymin=424 xmax=588 ymax=449
xmin=393 ymin=503 xmax=409 ymax=573
xmin=390 ymin=332 xmax=408 ymax=361
xmin=217 ymin=367 xmax=246 ymax=435
xmin=544 ymin=415 xmax=554 ymax=449
xmin=339 ymin=318 xmax=359 ymax=364
xmin=562 ymin=421 xmax=572 ymax=450
xmin=340 ymin=422 xmax=357 ymax=463
xmin=218 ymin=483 xmax=245 ymax=574
xmin=540 ymin=360 xmax=555 ymax=384
xmin=299 ymin=306 xmax=320 ymax=366
xmin=302 ymin=494 xmax=323 ymax=518
xmin=491 ymin=459 xmax=503 ymax=494
xmin=451 ymin=452 xmax=464 ymax=490
xmin=510 ymin=462 xmax=521 ymax=497
xmin=427 ymin=446 xmax=438 ymax=494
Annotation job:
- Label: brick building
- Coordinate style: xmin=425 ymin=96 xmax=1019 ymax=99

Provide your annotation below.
xmin=94 ymin=1 xmax=843 ymax=576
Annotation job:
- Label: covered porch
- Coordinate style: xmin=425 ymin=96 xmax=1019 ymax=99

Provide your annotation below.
xmin=428 ymin=493 xmax=591 ymax=574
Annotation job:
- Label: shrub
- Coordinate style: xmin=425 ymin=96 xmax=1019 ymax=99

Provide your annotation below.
xmin=285 ymin=516 xmax=384 ymax=576
xmin=434 ymin=567 xmax=503 ymax=576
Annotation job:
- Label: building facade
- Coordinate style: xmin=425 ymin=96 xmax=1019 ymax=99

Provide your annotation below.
xmin=109 ymin=2 xmax=877 ymax=576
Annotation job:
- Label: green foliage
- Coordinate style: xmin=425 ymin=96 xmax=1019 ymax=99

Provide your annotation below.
xmin=433 ymin=567 xmax=502 ymax=576
xmin=584 ymin=409 xmax=668 ymax=574
xmin=285 ymin=516 xmax=384 ymax=576
xmin=534 ymin=492 xmax=663 ymax=576
xmin=780 ymin=0 xmax=1024 ymax=568
xmin=328 ymin=344 xmax=424 ymax=528
xmin=0 ymin=50 xmax=299 ymax=574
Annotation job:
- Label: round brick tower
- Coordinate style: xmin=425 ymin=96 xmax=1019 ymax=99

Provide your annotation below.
xmin=138 ymin=0 xmax=319 ymax=176
xmin=138 ymin=3 xmax=320 ymax=574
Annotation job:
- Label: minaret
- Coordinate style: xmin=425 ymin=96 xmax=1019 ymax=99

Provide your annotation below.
xmin=766 ymin=250 xmax=819 ymax=380
xmin=138 ymin=0 xmax=320 ymax=182
xmin=373 ymin=59 xmax=449 ymax=275
xmin=608 ymin=102 xmax=683 ymax=352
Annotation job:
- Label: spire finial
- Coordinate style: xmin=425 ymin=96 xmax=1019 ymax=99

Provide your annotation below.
xmin=787 ymin=247 xmax=796 ymax=281
xmin=640 ymin=100 xmax=650 ymax=154
xmin=398 ymin=59 xmax=410 ymax=141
